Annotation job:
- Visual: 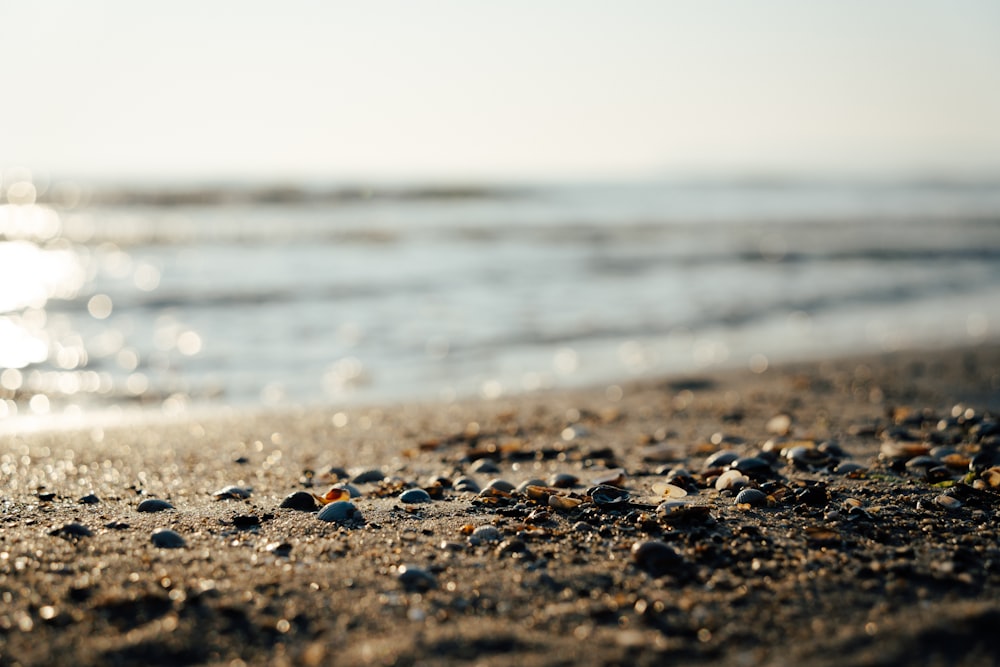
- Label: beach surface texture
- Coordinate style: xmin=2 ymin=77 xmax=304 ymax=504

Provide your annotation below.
xmin=2 ymin=343 xmax=999 ymax=666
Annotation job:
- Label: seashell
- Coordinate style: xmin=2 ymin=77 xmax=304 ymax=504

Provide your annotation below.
xmin=279 ymin=491 xmax=317 ymax=512
xmin=265 ymin=541 xmax=292 ymax=557
xmin=714 ymin=469 xmax=749 ymax=491
xmin=485 ymin=479 xmax=516 ymax=493
xmin=312 ymin=487 xmax=351 ymax=505
xmin=470 ymin=525 xmax=501 ymax=544
xmin=397 ymin=565 xmax=438 ymax=592
xmin=785 ymin=446 xmax=828 ymax=469
xmin=735 ymin=488 xmax=767 ymax=507
xmin=592 ymin=468 xmax=626 ymax=487
xmin=151 ymin=529 xmax=186 ymax=548
xmin=316 ymin=501 xmax=363 ymax=525
xmin=980 ymin=466 xmax=1000 ymax=487
xmin=731 ymin=457 xmax=771 ymax=475
xmin=523 ymin=485 xmax=560 ymax=502
xmin=516 ymin=479 xmax=547 ymax=493
xmin=453 ymin=477 xmax=481 ymax=493
xmin=631 ymin=540 xmax=683 ymax=576
xmin=137 ymin=499 xmax=174 ymax=513
xmin=879 ymin=441 xmax=930 ymax=460
xmin=834 ymin=461 xmax=866 ymax=475
xmin=399 ymin=488 xmax=432 ymax=504
xmin=547 ymin=473 xmax=579 ymax=488
xmin=78 ymin=493 xmax=100 ymax=505
xmin=935 ymin=494 xmax=962 ymax=511
xmin=766 ymin=414 xmax=792 ymax=436
xmin=213 ymin=485 xmax=252 ymax=500
xmin=704 ymin=450 xmax=740 ymax=469
xmin=651 ymin=482 xmax=688 ymax=499
xmin=588 ymin=484 xmax=630 ymax=507
xmin=548 ymin=495 xmax=583 ymax=511
xmin=904 ymin=455 xmax=941 ymax=471
xmin=642 ymin=443 xmax=685 ymax=463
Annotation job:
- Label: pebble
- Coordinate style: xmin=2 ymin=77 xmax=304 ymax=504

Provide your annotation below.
xmin=548 ymin=473 xmax=579 ymax=488
xmin=484 ymin=479 xmax=516 ymax=493
xmin=78 ymin=493 xmax=100 ymax=505
xmin=516 ymin=479 xmax=547 ymax=493
xmin=49 ymin=522 xmax=92 ymax=539
xmin=735 ymin=488 xmax=767 ymax=507
xmin=453 ymin=477 xmax=482 ymax=493
xmin=265 ymin=541 xmax=293 ymax=557
xmin=834 ymin=461 xmax=866 ymax=475
xmin=397 ymin=565 xmax=438 ymax=592
xmin=351 ymin=469 xmax=384 ymax=484
xmin=631 ymin=540 xmax=683 ymax=576
xmin=470 ymin=459 xmax=500 ymax=474
xmin=151 ymin=529 xmax=186 ymax=548
xmin=731 ymin=457 xmax=771 ymax=476
xmin=399 ymin=488 xmax=432 ymax=504
xmin=279 ymin=491 xmax=318 ymax=511
xmin=137 ymin=499 xmax=174 ymax=513
xmin=316 ymin=501 xmax=363 ymax=525
xmin=470 ymin=525 xmax=501 ymax=544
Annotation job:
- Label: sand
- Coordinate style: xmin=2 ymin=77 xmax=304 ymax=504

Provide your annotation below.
xmin=2 ymin=343 xmax=1000 ymax=666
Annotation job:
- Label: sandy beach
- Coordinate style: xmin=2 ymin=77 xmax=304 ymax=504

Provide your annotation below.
xmin=2 ymin=342 xmax=999 ymax=666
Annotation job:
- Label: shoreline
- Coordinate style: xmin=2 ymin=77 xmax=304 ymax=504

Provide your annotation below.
xmin=1 ymin=341 xmax=999 ymax=665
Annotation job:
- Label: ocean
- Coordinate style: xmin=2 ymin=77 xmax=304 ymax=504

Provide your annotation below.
xmin=1 ymin=178 xmax=999 ymax=423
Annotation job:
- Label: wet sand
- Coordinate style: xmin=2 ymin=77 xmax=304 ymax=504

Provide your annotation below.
xmin=2 ymin=342 xmax=1000 ymax=666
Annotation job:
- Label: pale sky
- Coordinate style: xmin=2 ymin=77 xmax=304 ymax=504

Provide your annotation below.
xmin=3 ymin=0 xmax=1000 ymax=182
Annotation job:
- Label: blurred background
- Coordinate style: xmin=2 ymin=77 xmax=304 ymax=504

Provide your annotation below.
xmin=2 ymin=0 xmax=1000 ymax=423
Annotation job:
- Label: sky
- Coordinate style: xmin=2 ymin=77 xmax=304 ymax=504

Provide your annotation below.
xmin=2 ymin=0 xmax=1000 ymax=182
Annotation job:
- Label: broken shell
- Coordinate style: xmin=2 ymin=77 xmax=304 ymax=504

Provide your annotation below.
xmin=592 ymin=468 xmax=626 ymax=487
xmin=651 ymin=482 xmax=687 ymax=499
xmin=588 ymin=485 xmax=630 ymax=507
xmin=548 ymin=495 xmax=583 ymax=511
xmin=213 ymin=485 xmax=252 ymax=500
xmin=313 ymin=487 xmax=352 ymax=505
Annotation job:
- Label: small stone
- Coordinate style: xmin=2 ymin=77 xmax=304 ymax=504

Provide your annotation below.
xmin=399 ymin=488 xmax=432 ymax=504
xmin=834 ymin=461 xmax=866 ymax=475
xmin=735 ymin=488 xmax=767 ymax=507
xmin=631 ymin=540 xmax=683 ymax=576
xmin=470 ymin=525 xmax=501 ymax=544
xmin=731 ymin=457 xmax=771 ymax=476
xmin=49 ymin=522 xmax=92 ymax=539
xmin=316 ymin=501 xmax=363 ymax=525
xmin=453 ymin=477 xmax=481 ymax=493
xmin=351 ymin=469 xmax=384 ymax=484
xmin=548 ymin=473 xmax=579 ymax=488
xmin=397 ymin=565 xmax=438 ymax=592
xmin=470 ymin=459 xmax=500 ymax=474
xmin=484 ymin=479 xmax=516 ymax=493
xmin=280 ymin=491 xmax=318 ymax=512
xmin=151 ymin=529 xmax=186 ymax=548
xmin=78 ymin=493 xmax=100 ymax=505
xmin=137 ymin=499 xmax=174 ymax=513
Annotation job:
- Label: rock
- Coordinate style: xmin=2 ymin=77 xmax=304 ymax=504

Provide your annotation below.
xmin=151 ymin=529 xmax=186 ymax=548
xmin=137 ymin=499 xmax=174 ymax=513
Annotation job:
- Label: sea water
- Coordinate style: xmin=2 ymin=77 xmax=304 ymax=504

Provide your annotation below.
xmin=1 ymin=178 xmax=998 ymax=421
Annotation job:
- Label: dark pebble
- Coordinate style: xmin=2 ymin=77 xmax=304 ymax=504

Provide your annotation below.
xmin=631 ymin=540 xmax=683 ymax=576
xmin=280 ymin=491 xmax=318 ymax=512
xmin=213 ymin=485 xmax=252 ymax=500
xmin=78 ymin=493 xmax=100 ymax=505
xmin=397 ymin=565 xmax=438 ymax=592
xmin=548 ymin=473 xmax=579 ymax=488
xmin=137 ymin=499 xmax=174 ymax=513
xmin=704 ymin=450 xmax=740 ymax=469
xmin=151 ymin=529 xmax=186 ymax=548
xmin=49 ymin=522 xmax=92 ymax=539
xmin=352 ymin=469 xmax=384 ymax=484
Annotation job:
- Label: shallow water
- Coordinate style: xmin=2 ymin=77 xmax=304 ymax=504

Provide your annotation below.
xmin=1 ymin=178 xmax=999 ymax=421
